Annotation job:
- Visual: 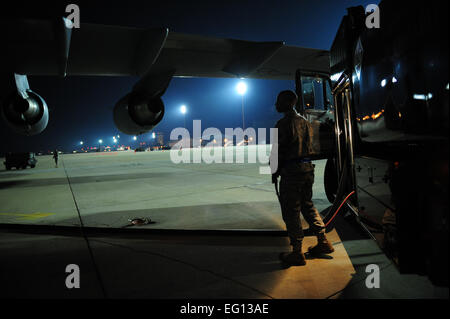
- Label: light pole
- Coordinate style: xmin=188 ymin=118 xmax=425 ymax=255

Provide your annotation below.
xmin=133 ymin=136 xmax=138 ymax=150
xmin=151 ymin=132 xmax=156 ymax=149
xmin=98 ymin=139 xmax=103 ymax=151
xmin=236 ymin=81 xmax=247 ymax=131
xmin=180 ymin=105 xmax=187 ymax=131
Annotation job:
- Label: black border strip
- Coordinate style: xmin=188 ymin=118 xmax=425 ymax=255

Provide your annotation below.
xmin=0 ymin=223 xmax=289 ymax=238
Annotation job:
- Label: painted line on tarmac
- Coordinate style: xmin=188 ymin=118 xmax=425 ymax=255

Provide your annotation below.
xmin=0 ymin=212 xmax=55 ymax=220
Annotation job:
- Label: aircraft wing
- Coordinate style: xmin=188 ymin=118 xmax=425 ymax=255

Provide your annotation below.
xmin=1 ymin=19 xmax=330 ymax=80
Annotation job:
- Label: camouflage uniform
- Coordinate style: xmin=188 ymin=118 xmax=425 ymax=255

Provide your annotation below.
xmin=275 ymin=109 xmax=325 ymax=250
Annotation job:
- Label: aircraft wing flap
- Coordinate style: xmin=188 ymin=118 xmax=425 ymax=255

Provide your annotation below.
xmin=1 ymin=20 xmax=330 ymax=80
xmin=67 ymin=24 xmax=168 ymax=76
xmin=0 ymin=19 xmax=66 ymax=76
xmin=147 ymin=32 xmax=330 ymax=80
xmin=252 ymin=46 xmax=330 ymax=79
xmin=0 ymin=20 xmax=168 ymax=77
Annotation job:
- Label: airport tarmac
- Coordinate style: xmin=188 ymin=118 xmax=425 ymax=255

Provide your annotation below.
xmin=1 ymin=146 xmax=328 ymax=230
xmin=0 ymin=147 xmax=447 ymax=298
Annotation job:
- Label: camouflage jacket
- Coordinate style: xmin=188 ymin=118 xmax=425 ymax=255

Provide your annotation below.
xmin=274 ymin=109 xmax=314 ymax=167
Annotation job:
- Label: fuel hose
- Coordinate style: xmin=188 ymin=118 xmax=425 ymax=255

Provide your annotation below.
xmin=273 ymin=156 xmax=357 ymax=232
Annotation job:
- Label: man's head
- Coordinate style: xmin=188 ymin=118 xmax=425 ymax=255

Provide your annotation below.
xmin=275 ymin=90 xmax=298 ymax=113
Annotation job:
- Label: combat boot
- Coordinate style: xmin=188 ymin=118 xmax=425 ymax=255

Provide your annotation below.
xmin=279 ymin=244 xmax=306 ymax=266
xmin=308 ymin=234 xmax=335 ymax=255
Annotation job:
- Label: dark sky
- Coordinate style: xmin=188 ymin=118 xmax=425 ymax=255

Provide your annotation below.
xmin=0 ymin=0 xmax=376 ymax=154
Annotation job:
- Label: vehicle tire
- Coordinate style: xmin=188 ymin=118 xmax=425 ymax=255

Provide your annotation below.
xmin=30 ymin=165 xmax=35 ymax=168
xmin=324 ymin=158 xmax=339 ymax=203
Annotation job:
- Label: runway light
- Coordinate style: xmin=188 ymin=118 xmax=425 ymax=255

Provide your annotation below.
xmin=236 ymin=81 xmax=247 ymax=95
xmin=413 ymin=93 xmax=433 ymax=101
xmin=180 ymin=105 xmax=187 ymax=114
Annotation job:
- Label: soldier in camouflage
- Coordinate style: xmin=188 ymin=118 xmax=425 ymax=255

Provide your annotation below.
xmin=273 ymin=90 xmax=334 ymax=266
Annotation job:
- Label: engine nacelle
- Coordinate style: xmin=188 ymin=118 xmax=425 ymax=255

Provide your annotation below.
xmin=1 ymin=90 xmax=49 ymax=136
xmin=113 ymin=92 xmax=165 ymax=135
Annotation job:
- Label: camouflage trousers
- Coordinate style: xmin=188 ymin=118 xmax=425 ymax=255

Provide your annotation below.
xmin=279 ymin=163 xmax=325 ymax=249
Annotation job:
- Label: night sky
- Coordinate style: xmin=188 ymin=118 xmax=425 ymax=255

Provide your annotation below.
xmin=0 ymin=0 xmax=376 ymax=154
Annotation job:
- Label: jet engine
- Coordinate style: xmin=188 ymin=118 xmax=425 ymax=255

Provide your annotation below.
xmin=113 ymin=91 xmax=165 ymax=136
xmin=1 ymin=90 xmax=49 ymax=136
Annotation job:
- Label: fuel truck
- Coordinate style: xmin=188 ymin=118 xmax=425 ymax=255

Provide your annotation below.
xmin=298 ymin=1 xmax=448 ymax=286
